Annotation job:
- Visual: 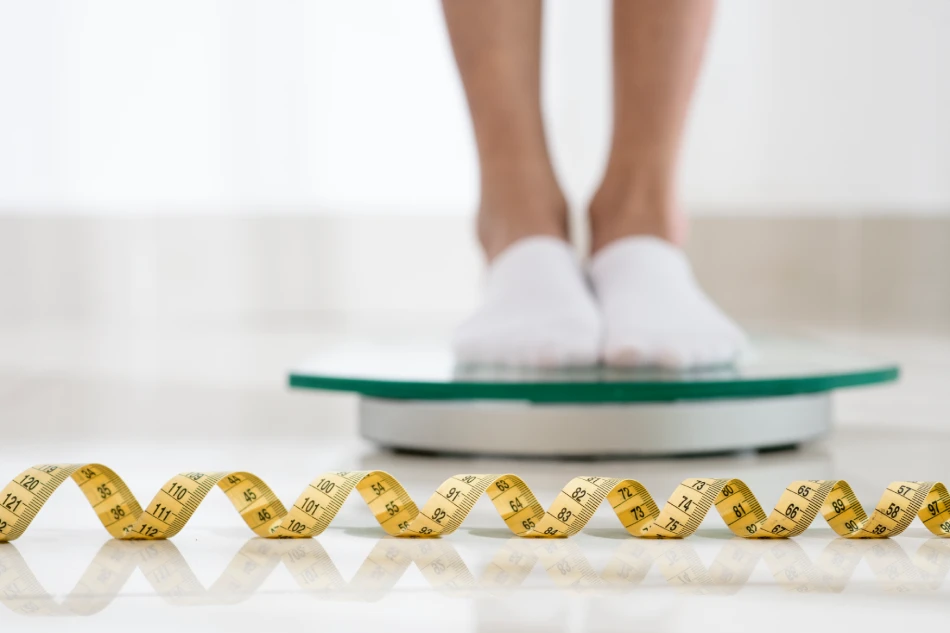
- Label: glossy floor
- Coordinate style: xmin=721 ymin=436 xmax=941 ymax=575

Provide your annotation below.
xmin=0 ymin=323 xmax=948 ymax=631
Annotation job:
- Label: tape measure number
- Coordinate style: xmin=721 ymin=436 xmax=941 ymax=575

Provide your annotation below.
xmin=1 ymin=465 xmax=948 ymax=542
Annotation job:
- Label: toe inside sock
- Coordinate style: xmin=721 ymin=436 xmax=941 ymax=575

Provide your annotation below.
xmin=453 ymin=237 xmax=602 ymax=367
xmin=591 ymin=236 xmax=749 ymax=370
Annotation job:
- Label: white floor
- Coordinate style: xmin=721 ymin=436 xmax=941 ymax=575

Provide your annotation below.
xmin=1 ymin=322 xmax=948 ymax=632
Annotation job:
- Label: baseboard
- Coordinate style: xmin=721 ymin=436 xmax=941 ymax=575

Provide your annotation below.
xmin=1 ymin=214 xmax=947 ymax=331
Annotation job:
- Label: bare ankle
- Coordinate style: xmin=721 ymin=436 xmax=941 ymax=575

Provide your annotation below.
xmin=478 ymin=196 xmax=568 ymax=261
xmin=477 ymin=170 xmax=569 ymax=261
xmin=588 ymin=170 xmax=686 ymax=254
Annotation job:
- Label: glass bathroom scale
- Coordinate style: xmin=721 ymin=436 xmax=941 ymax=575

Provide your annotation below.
xmin=290 ymin=338 xmax=898 ymax=458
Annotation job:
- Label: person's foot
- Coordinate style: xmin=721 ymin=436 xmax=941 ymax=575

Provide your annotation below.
xmin=453 ymin=236 xmax=602 ymax=367
xmin=589 ymin=236 xmax=747 ymax=368
xmin=477 ymin=167 xmax=569 ymax=262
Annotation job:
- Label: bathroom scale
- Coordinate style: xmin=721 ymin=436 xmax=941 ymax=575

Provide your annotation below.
xmin=289 ymin=337 xmax=898 ymax=457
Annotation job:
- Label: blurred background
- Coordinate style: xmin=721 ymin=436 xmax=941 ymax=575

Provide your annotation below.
xmin=0 ymin=0 xmax=948 ymax=442
xmin=2 ymin=8 xmax=949 ymax=618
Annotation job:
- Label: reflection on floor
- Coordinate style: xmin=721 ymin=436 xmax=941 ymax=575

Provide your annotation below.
xmin=1 ymin=325 xmax=948 ymax=628
xmin=2 ymin=534 xmax=949 ymax=616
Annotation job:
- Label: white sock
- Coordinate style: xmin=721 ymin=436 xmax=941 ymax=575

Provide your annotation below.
xmin=453 ymin=236 xmax=601 ymax=367
xmin=589 ymin=236 xmax=747 ymax=368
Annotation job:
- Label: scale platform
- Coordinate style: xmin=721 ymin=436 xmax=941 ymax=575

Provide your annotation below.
xmin=289 ymin=338 xmax=898 ymax=458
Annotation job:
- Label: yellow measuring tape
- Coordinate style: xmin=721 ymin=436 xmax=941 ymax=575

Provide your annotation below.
xmin=1 ymin=465 xmax=949 ymax=542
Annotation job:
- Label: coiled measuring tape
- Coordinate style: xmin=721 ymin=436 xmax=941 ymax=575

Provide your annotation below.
xmin=1 ymin=465 xmax=949 ymax=542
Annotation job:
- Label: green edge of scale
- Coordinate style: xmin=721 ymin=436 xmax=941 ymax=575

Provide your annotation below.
xmin=288 ymin=366 xmax=899 ymax=404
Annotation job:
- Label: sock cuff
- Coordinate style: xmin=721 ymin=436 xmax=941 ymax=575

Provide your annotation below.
xmin=489 ymin=236 xmax=578 ymax=281
xmin=589 ymin=236 xmax=690 ymax=282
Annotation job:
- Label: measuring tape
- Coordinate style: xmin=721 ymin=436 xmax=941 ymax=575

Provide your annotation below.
xmin=1 ymin=465 xmax=949 ymax=542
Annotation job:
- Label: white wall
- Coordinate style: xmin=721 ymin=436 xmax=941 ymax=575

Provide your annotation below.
xmin=1 ymin=0 xmax=948 ymax=214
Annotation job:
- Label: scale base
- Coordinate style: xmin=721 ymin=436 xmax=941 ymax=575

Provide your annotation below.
xmin=359 ymin=393 xmax=832 ymax=458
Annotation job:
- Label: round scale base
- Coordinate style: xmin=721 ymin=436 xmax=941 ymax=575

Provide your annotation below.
xmin=290 ymin=337 xmax=897 ymax=457
xmin=358 ymin=393 xmax=832 ymax=458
